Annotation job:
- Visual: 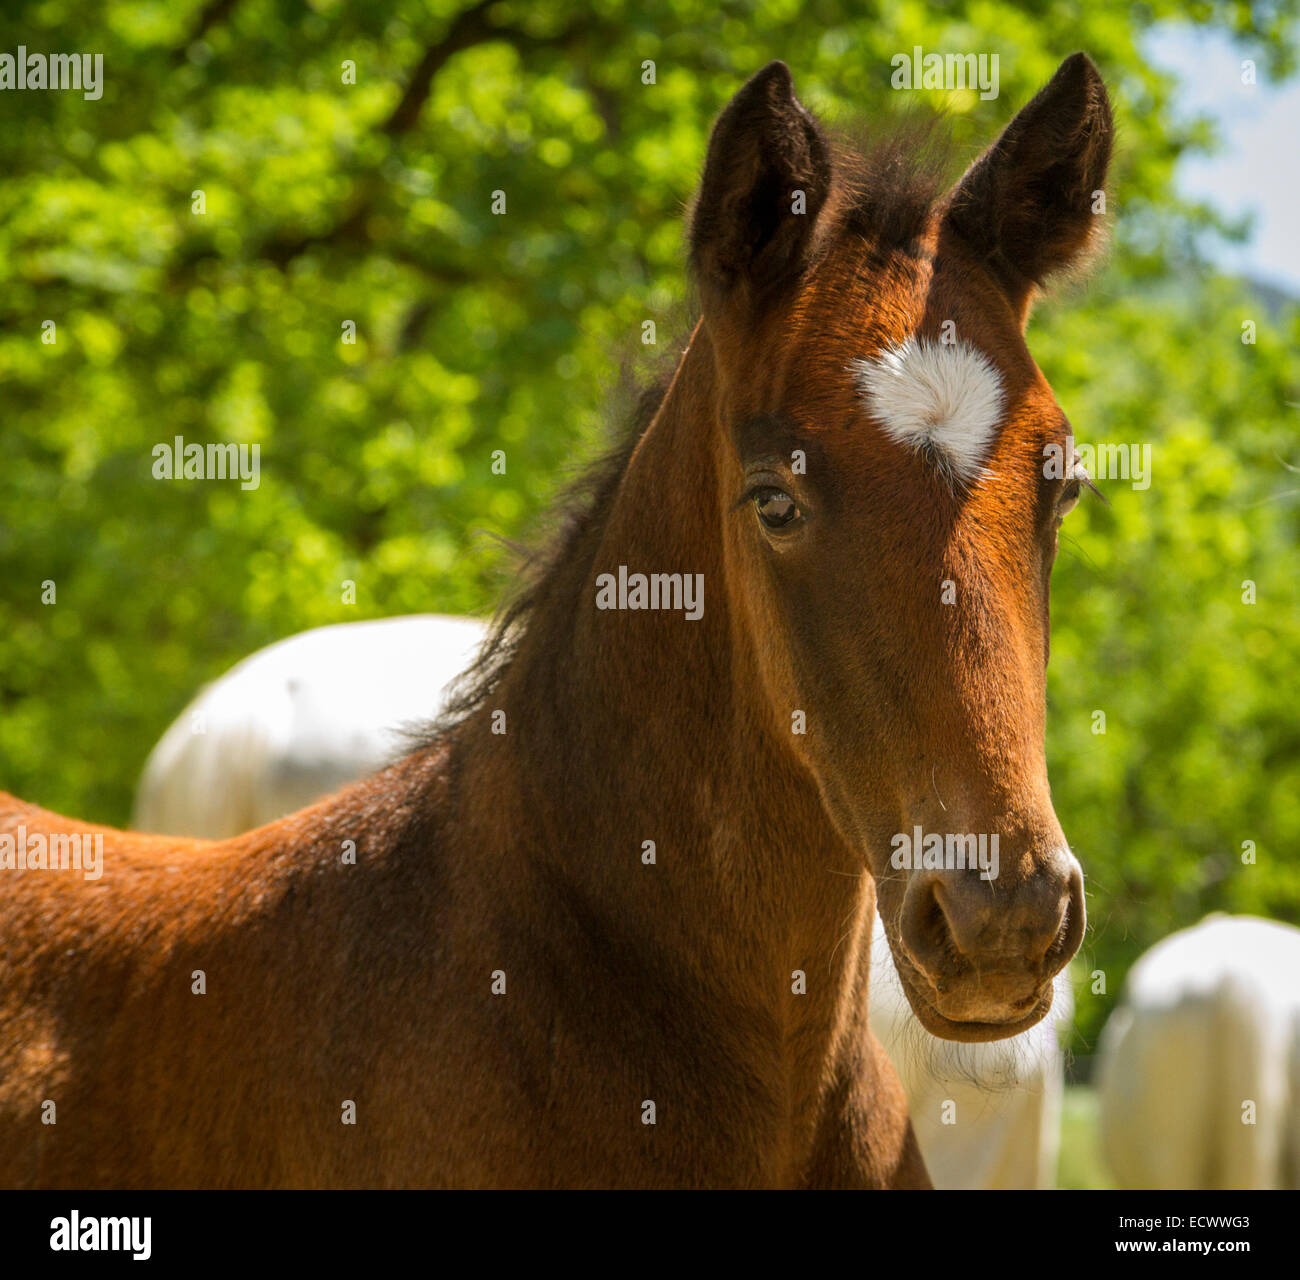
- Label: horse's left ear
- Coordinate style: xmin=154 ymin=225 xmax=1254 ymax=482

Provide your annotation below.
xmin=943 ymin=52 xmax=1113 ymax=315
xmin=690 ymin=61 xmax=833 ymax=316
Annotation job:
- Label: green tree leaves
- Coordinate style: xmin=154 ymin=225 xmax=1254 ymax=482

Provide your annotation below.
xmin=0 ymin=1 xmax=1296 ymax=1048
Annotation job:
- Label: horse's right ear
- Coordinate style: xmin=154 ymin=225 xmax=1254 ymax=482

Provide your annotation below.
xmin=690 ymin=62 xmax=832 ymax=315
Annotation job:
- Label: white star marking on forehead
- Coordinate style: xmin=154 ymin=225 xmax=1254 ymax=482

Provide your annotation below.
xmin=850 ymin=337 xmax=1005 ymax=483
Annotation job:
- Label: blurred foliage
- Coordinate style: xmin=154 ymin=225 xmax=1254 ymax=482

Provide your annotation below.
xmin=1048 ymin=268 xmax=1300 ymax=1048
xmin=0 ymin=1 xmax=1296 ymax=1048
xmin=1059 ymin=1085 xmax=1115 ymax=1189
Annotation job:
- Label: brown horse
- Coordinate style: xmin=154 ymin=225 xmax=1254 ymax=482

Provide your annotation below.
xmin=0 ymin=55 xmax=1111 ymax=1189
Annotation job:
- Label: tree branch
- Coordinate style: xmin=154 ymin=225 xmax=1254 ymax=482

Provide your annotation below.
xmin=171 ymin=0 xmax=243 ymax=65
xmin=383 ymin=0 xmax=500 ymax=136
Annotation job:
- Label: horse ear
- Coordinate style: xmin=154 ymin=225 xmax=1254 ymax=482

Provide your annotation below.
xmin=690 ymin=61 xmax=832 ymax=312
xmin=942 ymin=53 xmax=1112 ymax=314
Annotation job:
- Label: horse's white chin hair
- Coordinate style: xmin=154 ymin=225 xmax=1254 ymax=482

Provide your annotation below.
xmin=850 ymin=336 xmax=1005 ymax=484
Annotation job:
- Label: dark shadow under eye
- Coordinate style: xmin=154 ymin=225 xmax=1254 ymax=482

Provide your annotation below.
xmin=755 ymin=487 xmax=799 ymax=529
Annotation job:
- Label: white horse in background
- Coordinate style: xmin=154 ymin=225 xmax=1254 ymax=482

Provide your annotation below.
xmin=1098 ymin=914 xmax=1300 ymax=1190
xmin=868 ymin=924 xmax=1072 ymax=1189
xmin=134 ymin=613 xmax=1072 ymax=1188
xmin=133 ymin=615 xmax=484 ymax=838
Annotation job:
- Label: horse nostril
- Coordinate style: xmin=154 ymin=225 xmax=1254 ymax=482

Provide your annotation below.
xmin=1044 ymin=855 xmax=1087 ymax=973
xmin=899 ymin=871 xmax=963 ymax=977
xmin=899 ymin=848 xmax=1085 ymax=985
xmin=1020 ymin=847 xmax=1086 ymax=973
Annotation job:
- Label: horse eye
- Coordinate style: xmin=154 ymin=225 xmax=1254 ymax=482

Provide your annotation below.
xmin=1057 ymin=479 xmax=1082 ymax=519
xmin=754 ymin=487 xmax=800 ymax=530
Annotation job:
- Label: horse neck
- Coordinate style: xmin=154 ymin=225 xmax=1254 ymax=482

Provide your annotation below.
xmin=460 ymin=324 xmax=877 ymax=1073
